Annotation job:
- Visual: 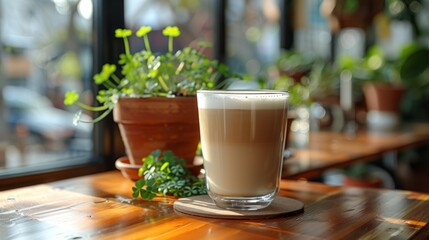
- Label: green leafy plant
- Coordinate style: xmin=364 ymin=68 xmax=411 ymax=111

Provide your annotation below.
xmin=132 ymin=150 xmax=206 ymax=200
xmin=398 ymin=44 xmax=429 ymax=121
xmin=270 ymin=50 xmax=339 ymax=107
xmin=399 ymin=44 xmax=429 ymax=82
xmin=64 ymin=25 xmax=236 ymax=124
xmin=337 ymin=46 xmax=401 ymax=86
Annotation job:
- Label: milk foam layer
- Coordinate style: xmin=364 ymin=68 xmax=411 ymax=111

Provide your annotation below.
xmin=197 ymin=91 xmax=288 ymax=110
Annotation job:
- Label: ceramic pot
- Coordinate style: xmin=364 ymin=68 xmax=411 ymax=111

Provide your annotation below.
xmin=363 ymin=83 xmax=406 ymax=112
xmin=113 ymin=97 xmax=200 ymax=166
xmin=362 ymin=83 xmax=406 ymax=131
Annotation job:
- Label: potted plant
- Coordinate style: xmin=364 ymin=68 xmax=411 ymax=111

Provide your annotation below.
xmin=64 ymin=26 xmax=236 ymax=168
xmin=338 ymin=46 xmax=406 ymax=132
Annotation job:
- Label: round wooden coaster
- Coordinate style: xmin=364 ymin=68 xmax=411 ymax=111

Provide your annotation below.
xmin=174 ymin=195 xmax=304 ymax=219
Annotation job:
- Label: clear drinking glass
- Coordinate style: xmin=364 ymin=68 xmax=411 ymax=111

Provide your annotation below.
xmin=197 ymin=90 xmax=289 ymax=210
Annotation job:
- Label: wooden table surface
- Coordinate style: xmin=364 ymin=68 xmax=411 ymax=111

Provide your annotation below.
xmin=283 ymin=123 xmax=429 ymax=179
xmin=1 ymin=171 xmax=429 ymax=239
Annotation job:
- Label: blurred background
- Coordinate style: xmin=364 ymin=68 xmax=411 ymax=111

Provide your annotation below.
xmin=0 ymin=0 xmax=428 ymax=190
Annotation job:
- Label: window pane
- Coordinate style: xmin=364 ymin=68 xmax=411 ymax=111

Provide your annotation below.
xmin=124 ymin=0 xmax=215 ymax=57
xmin=0 ymin=0 xmax=94 ymax=174
xmin=293 ymin=0 xmax=330 ymax=59
xmin=226 ymin=0 xmax=281 ymax=76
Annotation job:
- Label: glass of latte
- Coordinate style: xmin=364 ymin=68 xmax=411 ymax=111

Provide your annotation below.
xmin=197 ymin=90 xmax=289 ymax=210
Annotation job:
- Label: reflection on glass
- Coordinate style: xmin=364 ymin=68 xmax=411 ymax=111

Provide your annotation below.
xmin=0 ymin=0 xmax=93 ymax=172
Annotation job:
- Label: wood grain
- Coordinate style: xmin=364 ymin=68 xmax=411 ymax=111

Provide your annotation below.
xmin=1 ymin=171 xmax=429 ymax=239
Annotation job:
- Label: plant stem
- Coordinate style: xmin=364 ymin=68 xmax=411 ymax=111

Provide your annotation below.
xmin=77 ymin=102 xmax=109 ymax=112
xmin=103 ymin=80 xmax=117 ymax=89
xmin=158 ymin=76 xmax=169 ymax=92
xmin=175 ymin=62 xmax=184 ymax=75
xmin=168 ymin=37 xmax=173 ymax=53
xmin=123 ymin=37 xmax=131 ymax=56
xmin=79 ymin=107 xmax=113 ymax=123
xmin=144 ymin=35 xmax=151 ymax=53
xmin=111 ymin=74 xmax=121 ymax=85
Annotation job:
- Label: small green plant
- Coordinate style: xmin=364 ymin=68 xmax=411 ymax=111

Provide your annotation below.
xmin=64 ymin=25 xmax=236 ymax=124
xmin=132 ymin=150 xmax=206 ymax=200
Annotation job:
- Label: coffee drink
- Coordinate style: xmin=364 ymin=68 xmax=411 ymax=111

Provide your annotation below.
xmin=197 ymin=90 xmax=288 ymax=210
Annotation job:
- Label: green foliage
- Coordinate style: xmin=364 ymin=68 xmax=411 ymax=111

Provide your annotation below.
xmin=398 ymin=44 xmax=429 ymax=121
xmin=399 ymin=46 xmax=429 ymax=84
xmin=64 ymin=25 xmax=238 ymax=124
xmin=337 ymin=46 xmax=400 ymax=86
xmin=273 ymin=76 xmax=311 ymax=107
xmin=337 ymin=43 xmax=429 ymax=87
xmin=271 ymin=50 xmax=339 ymax=107
xmin=337 ymin=43 xmax=429 ymax=121
xmin=132 ymin=150 xmax=207 ymax=200
xmin=275 ymin=50 xmax=313 ymax=75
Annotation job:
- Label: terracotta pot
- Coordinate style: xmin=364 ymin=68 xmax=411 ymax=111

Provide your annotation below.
xmin=113 ymin=97 xmax=200 ymax=166
xmin=115 ymin=156 xmax=142 ymax=181
xmin=321 ymin=0 xmax=384 ymax=32
xmin=362 ymin=83 xmax=406 ymax=112
xmin=362 ymin=83 xmax=406 ymax=131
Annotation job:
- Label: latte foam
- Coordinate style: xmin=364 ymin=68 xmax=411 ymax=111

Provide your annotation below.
xmin=197 ymin=90 xmax=288 ymax=110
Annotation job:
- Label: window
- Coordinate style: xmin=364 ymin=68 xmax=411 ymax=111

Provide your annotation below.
xmin=124 ymin=0 xmax=215 ymax=58
xmin=0 ymin=0 xmax=97 ymax=182
xmin=226 ymin=0 xmax=281 ymax=76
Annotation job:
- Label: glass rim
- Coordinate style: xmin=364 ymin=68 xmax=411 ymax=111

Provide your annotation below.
xmin=197 ymin=89 xmax=289 ymax=95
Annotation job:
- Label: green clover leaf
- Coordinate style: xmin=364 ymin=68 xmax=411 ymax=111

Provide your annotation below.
xmin=115 ymin=29 xmax=132 ymax=56
xmin=102 ymin=63 xmax=116 ymax=75
xmin=162 ymin=26 xmax=181 ymax=37
xmin=64 ymin=90 xmax=79 ymax=105
xmin=163 ymin=26 xmax=181 ymax=53
xmin=137 ymin=26 xmax=153 ymax=52
xmin=132 ymin=150 xmax=206 ymax=200
xmin=94 ymin=64 xmax=117 ymax=84
xmin=115 ymin=28 xmax=132 ymax=38
xmin=136 ymin=26 xmax=152 ymax=37
xmin=93 ymin=73 xmax=105 ymax=84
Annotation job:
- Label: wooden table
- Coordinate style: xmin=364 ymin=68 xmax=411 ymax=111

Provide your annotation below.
xmin=1 ymin=171 xmax=429 ymax=239
xmin=283 ymin=123 xmax=429 ymax=180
